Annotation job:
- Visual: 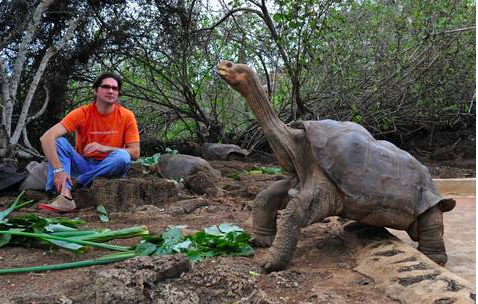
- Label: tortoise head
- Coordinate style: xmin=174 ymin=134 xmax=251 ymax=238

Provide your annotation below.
xmin=218 ymin=61 xmax=257 ymax=97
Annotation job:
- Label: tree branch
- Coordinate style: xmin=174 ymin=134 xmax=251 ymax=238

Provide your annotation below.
xmin=9 ymin=0 xmax=55 ymax=103
xmin=195 ymin=7 xmax=266 ymax=32
xmin=27 ymin=84 xmax=50 ymax=123
xmin=11 ymin=17 xmax=78 ymax=144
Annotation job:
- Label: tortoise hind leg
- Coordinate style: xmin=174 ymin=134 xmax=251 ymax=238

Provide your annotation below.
xmin=252 ymin=177 xmax=298 ymax=247
xmin=415 ymin=206 xmax=447 ymax=266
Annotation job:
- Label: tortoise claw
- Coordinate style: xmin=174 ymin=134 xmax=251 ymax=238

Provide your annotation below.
xmin=259 ymin=250 xmax=288 ymax=272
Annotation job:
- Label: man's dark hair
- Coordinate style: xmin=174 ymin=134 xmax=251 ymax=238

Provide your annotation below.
xmin=92 ymin=72 xmax=122 ymax=91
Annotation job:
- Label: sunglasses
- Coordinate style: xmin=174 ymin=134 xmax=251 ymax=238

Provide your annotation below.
xmin=99 ymin=84 xmax=119 ymax=91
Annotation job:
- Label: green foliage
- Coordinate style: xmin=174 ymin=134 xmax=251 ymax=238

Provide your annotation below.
xmin=186 ymin=223 xmax=253 ymax=262
xmin=0 ymin=223 xmax=253 ymax=274
xmin=135 ymin=153 xmax=162 ymax=167
xmin=226 ymin=166 xmax=284 ymax=179
xmin=141 ymin=224 xmax=253 ymax=262
xmin=96 ymin=205 xmax=109 ymax=223
xmin=60 ymin=0 xmax=474 ymax=147
xmin=134 ymin=148 xmax=178 ymax=170
xmin=0 ymin=192 xmax=34 ymax=222
xmin=249 ymin=166 xmax=284 ymax=175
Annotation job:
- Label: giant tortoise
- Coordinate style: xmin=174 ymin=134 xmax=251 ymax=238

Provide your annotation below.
xmin=218 ymin=61 xmax=456 ymax=272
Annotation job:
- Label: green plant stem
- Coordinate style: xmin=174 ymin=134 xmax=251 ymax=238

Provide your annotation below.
xmin=0 ymin=251 xmax=137 ymax=274
xmin=0 ymin=191 xmax=32 ymax=221
xmin=49 ymin=230 xmax=97 ymax=237
xmin=13 ymin=200 xmax=34 ymax=210
xmin=0 ymin=230 xmax=130 ymax=252
xmin=71 ymin=226 xmax=149 ymax=242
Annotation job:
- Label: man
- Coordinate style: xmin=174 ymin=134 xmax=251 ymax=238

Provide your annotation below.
xmin=39 ymin=72 xmax=140 ymax=213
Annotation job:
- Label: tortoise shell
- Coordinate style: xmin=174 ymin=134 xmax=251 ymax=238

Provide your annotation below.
xmin=201 ymin=143 xmax=249 ymax=161
xmin=157 ymin=154 xmax=220 ymax=180
xmin=297 ymin=120 xmax=455 ymax=229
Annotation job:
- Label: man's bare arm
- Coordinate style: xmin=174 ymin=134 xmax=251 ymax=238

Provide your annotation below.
xmin=40 ymin=123 xmax=69 ymax=169
xmin=83 ymin=142 xmax=140 ymax=160
xmin=125 ymin=142 xmax=140 ymax=160
xmin=40 ymin=123 xmax=72 ymax=195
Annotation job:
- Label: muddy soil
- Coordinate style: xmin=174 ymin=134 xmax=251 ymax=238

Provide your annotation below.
xmin=0 ymin=158 xmax=474 ymax=304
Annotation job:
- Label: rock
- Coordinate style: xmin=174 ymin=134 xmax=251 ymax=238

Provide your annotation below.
xmin=134 ymin=204 xmax=164 ymax=213
xmin=346 ymin=224 xmax=476 ymax=304
xmin=152 ymin=257 xmax=262 ymax=304
xmin=169 ymin=198 xmax=209 ymax=215
xmin=149 ymin=284 xmax=200 ymax=304
xmin=74 ymin=177 xmax=177 ymax=211
xmin=93 ymin=255 xmax=191 ymax=304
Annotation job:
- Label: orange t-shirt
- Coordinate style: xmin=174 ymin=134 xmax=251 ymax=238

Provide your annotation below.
xmin=60 ymin=102 xmax=140 ymax=160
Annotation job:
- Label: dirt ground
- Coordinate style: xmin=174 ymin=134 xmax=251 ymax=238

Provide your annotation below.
xmin=0 ymin=157 xmax=475 ymax=304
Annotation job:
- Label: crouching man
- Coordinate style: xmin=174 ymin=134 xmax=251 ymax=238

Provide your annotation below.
xmin=39 ymin=72 xmax=140 ymax=213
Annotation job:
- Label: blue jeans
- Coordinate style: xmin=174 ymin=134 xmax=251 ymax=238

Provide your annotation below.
xmin=45 ymin=137 xmax=131 ymax=192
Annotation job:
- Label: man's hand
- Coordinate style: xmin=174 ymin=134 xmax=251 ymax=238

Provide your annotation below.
xmin=83 ymin=142 xmax=111 ymax=156
xmin=54 ymin=171 xmax=72 ymax=194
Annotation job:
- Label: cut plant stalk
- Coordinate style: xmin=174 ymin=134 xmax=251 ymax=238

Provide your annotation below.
xmin=70 ymin=226 xmax=149 ymax=242
xmin=0 ymin=230 xmax=130 ymax=252
xmin=0 ymin=251 xmax=137 ymax=274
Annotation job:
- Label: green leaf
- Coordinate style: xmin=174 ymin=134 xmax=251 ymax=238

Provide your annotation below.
xmin=187 ymin=250 xmax=216 ymax=262
xmin=161 ymin=226 xmax=182 ymax=245
xmin=153 ymin=245 xmax=173 ymax=256
xmin=0 ymin=191 xmax=30 ymax=221
xmin=272 ymin=13 xmax=284 ymax=22
xmin=218 ymin=223 xmax=243 ymax=234
xmin=231 ymin=244 xmax=254 ymax=256
xmin=96 ymin=205 xmax=109 ymax=223
xmin=44 ymin=224 xmax=78 ymax=233
xmin=45 ymin=239 xmax=85 ymax=253
xmin=225 ymin=172 xmax=240 ymax=180
xmin=135 ymin=241 xmax=157 ymax=256
xmin=249 ymin=169 xmax=263 ymax=175
xmin=171 ymin=239 xmax=192 ymax=252
xmin=203 ymin=225 xmax=223 ymax=236
xmin=0 ymin=234 xmax=12 ymax=248
xmin=261 ymin=167 xmax=283 ymax=174
xmin=164 ymin=148 xmax=178 ymax=155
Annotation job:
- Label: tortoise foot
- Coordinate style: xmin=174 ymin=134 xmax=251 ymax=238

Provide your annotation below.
xmin=252 ymin=233 xmax=275 ymax=247
xmin=420 ymin=251 xmax=447 ymax=266
xmin=260 ymin=249 xmax=288 ymax=272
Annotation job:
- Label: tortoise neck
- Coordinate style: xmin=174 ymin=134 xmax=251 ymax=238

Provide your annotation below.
xmin=243 ymin=76 xmax=289 ymax=139
xmin=242 ymin=75 xmax=296 ymax=171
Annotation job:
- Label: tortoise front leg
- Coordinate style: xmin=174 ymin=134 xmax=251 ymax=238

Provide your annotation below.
xmin=260 ymin=179 xmax=324 ymax=271
xmin=416 ymin=206 xmax=447 ymax=265
xmin=260 ymin=196 xmax=303 ymax=271
xmin=252 ymin=177 xmax=298 ymax=247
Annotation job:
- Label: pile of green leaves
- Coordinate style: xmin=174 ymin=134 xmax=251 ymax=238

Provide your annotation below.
xmin=0 ymin=194 xmax=253 ymax=274
xmin=140 ymin=223 xmax=253 ymax=262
